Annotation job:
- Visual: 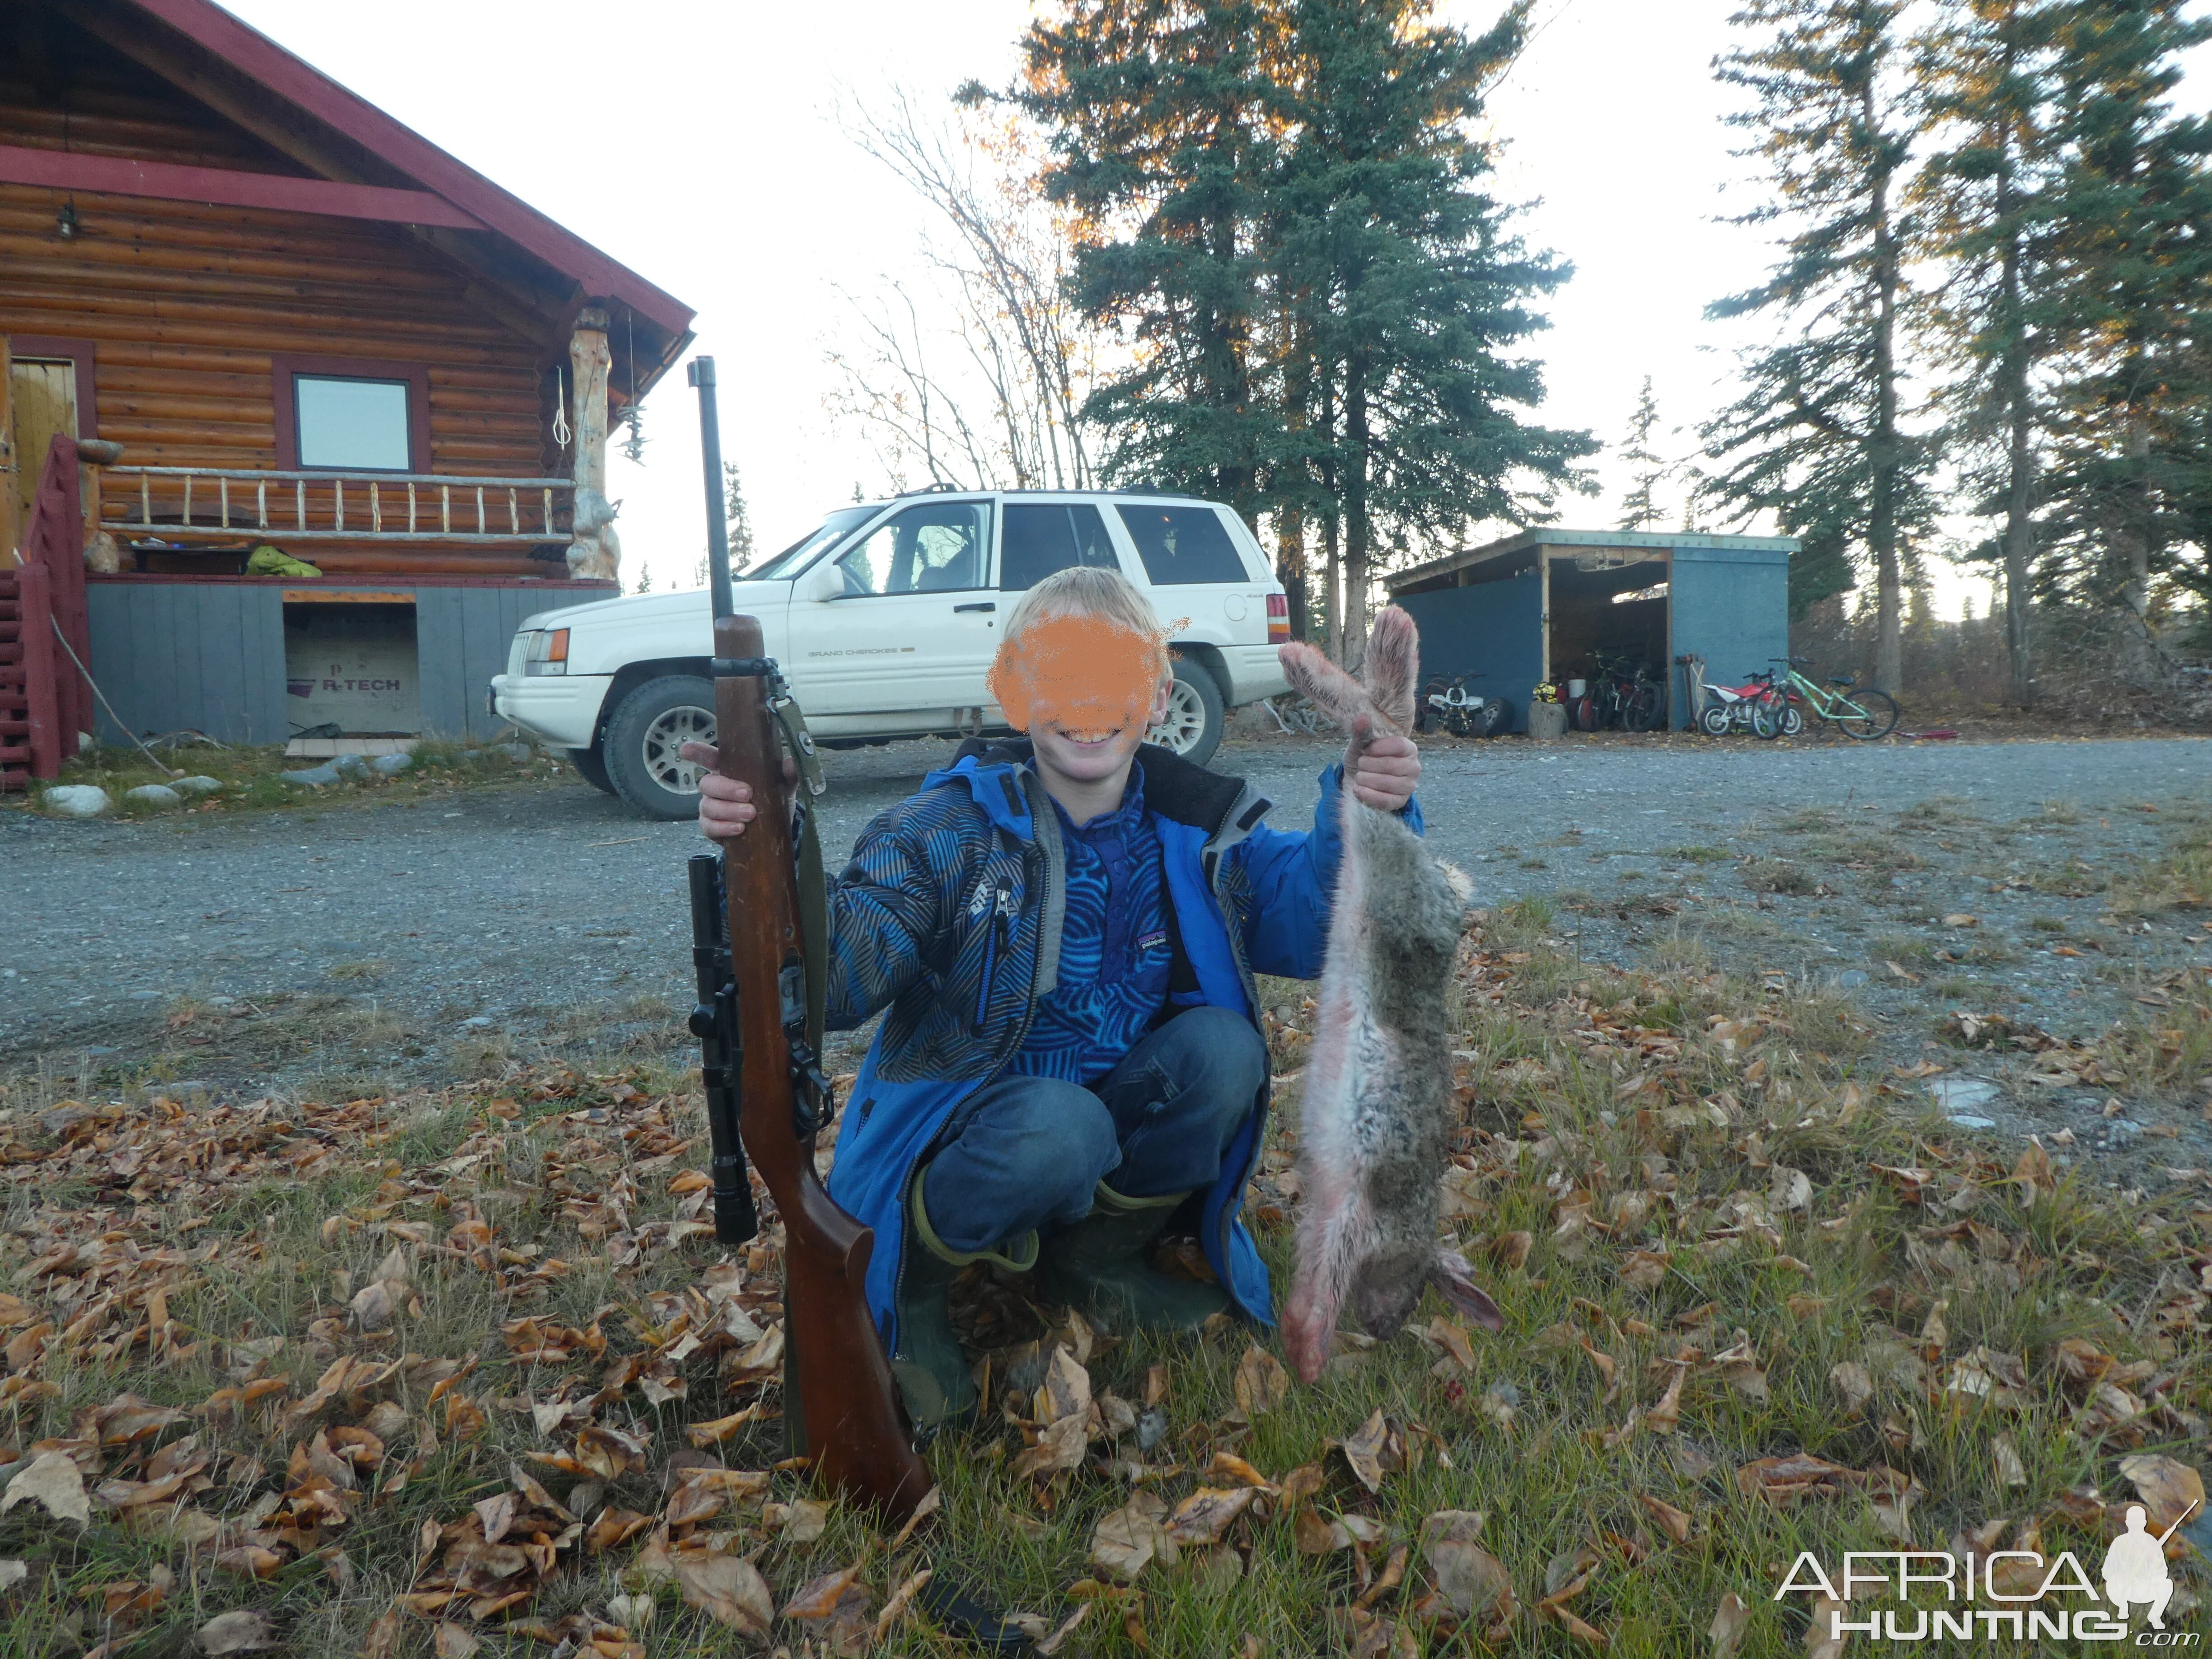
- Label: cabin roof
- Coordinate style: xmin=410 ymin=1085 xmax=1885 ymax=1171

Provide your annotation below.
xmin=32 ymin=0 xmax=695 ymax=387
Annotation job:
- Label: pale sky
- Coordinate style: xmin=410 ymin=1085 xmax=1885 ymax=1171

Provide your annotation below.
xmin=223 ymin=0 xmax=2206 ymax=621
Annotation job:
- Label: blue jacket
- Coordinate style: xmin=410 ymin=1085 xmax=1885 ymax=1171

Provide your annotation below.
xmin=820 ymin=738 xmax=1424 ymax=1355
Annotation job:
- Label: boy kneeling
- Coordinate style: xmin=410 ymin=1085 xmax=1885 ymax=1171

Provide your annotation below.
xmin=688 ymin=567 xmax=1421 ymax=1425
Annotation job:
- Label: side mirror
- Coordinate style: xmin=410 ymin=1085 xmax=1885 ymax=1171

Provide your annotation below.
xmin=800 ymin=562 xmax=844 ymax=603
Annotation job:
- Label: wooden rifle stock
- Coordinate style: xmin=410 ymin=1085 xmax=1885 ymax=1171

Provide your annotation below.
xmin=710 ymin=612 xmax=931 ymax=1521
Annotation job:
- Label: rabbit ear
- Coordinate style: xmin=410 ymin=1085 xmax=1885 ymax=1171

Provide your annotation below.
xmin=1279 ymin=642 xmax=1380 ymax=735
xmin=1359 ymin=607 xmax=1420 ymax=733
xmin=1430 ymin=1249 xmax=1505 ymax=1332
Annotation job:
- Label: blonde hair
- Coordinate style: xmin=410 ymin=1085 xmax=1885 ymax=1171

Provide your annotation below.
xmin=999 ymin=565 xmax=1171 ymax=687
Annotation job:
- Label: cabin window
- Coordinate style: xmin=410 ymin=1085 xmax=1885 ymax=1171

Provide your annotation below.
xmin=293 ymin=375 xmax=412 ymax=472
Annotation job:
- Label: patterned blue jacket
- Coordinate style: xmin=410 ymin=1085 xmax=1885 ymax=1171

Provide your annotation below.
xmin=819 ymin=737 xmax=1424 ymax=1354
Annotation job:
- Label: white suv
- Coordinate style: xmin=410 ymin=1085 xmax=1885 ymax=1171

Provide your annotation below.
xmin=490 ymin=488 xmax=1292 ymax=819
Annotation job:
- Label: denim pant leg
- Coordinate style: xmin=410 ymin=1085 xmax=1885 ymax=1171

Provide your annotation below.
xmin=919 ymin=1074 xmax=1119 ymax=1256
xmin=1091 ymin=1005 xmax=1267 ymax=1199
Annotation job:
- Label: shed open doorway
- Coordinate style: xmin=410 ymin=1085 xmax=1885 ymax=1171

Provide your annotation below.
xmin=282 ymin=595 xmax=421 ymax=754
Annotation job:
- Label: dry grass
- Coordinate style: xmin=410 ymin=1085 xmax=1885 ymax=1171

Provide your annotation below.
xmin=1 ymin=908 xmax=2208 ymax=1655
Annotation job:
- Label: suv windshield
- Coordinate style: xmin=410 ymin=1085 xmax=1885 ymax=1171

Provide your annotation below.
xmin=743 ymin=506 xmax=878 ymax=581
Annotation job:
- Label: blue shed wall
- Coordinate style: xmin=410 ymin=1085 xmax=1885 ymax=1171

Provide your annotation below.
xmin=1396 ymin=572 xmax=1545 ymax=733
xmin=1666 ymin=547 xmax=1791 ymax=730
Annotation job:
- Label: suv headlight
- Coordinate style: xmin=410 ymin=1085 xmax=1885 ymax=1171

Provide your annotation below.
xmin=523 ymin=628 xmax=570 ymax=676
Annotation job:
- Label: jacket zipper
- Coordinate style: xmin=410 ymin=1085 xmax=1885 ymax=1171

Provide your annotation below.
xmin=973 ymin=881 xmax=1013 ymax=1026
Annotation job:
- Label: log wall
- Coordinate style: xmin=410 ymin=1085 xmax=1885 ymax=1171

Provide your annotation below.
xmin=0 ymin=72 xmax=566 ymax=580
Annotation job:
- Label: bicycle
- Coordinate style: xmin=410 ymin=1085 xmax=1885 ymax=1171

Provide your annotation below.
xmin=1755 ymin=657 xmax=1899 ymax=740
xmin=1419 ymin=674 xmax=1510 ymax=739
xmin=1572 ymin=654 xmax=1665 ymax=733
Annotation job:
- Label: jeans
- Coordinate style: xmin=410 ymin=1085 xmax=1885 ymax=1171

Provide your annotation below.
xmin=919 ymin=1004 xmax=1267 ymax=1256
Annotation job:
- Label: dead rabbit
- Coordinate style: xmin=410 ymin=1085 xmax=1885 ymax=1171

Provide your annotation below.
xmin=1277 ymin=605 xmax=1505 ymax=1383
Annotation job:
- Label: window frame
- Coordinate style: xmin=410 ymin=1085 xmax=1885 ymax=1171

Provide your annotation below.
xmin=272 ymin=353 xmax=431 ymax=474
xmin=830 ymin=497 xmax=994 ymax=598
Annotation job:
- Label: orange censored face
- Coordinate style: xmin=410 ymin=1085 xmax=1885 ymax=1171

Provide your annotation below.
xmin=987 ymin=611 xmax=1164 ymax=737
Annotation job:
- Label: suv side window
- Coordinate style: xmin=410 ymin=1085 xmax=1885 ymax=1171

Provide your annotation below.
xmin=1000 ymin=502 xmax=1119 ymax=591
xmin=1113 ymin=504 xmax=1248 ymax=585
xmin=833 ymin=501 xmax=991 ymax=596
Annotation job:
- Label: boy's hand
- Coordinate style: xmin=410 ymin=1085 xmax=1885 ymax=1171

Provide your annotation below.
xmin=680 ymin=740 xmax=797 ymax=840
xmin=1346 ymin=734 xmax=1420 ymax=812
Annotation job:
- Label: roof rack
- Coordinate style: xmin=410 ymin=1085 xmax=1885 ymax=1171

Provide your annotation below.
xmin=894 ymin=481 xmax=970 ymax=497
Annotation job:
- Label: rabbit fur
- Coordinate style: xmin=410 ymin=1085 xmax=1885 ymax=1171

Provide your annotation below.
xmin=1277 ymin=606 xmax=1504 ymax=1383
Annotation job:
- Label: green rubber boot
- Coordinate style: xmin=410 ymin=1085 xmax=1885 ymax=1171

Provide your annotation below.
xmin=1033 ymin=1181 xmax=1233 ymax=1333
xmin=888 ymin=1162 xmax=1039 ymax=1431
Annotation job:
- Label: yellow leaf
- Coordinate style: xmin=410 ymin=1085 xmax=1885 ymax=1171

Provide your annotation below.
xmin=1233 ymin=1344 xmax=1290 ymax=1415
xmin=0 ymin=1451 xmax=88 ymax=1525
xmin=1163 ymin=1486 xmax=1257 ymax=1546
xmin=2119 ymin=1453 xmax=2205 ymax=1533
xmin=675 ymin=1553 xmax=773 ymax=1636
xmin=1709 ymin=1592 xmax=1750 ymax=1658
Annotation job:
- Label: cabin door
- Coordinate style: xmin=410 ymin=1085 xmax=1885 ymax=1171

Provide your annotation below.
xmin=9 ymin=353 xmax=77 ymax=525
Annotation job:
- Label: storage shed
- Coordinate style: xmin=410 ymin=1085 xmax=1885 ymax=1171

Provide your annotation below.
xmin=1 ymin=0 xmax=694 ymax=778
xmin=1387 ymin=528 xmax=1798 ymax=732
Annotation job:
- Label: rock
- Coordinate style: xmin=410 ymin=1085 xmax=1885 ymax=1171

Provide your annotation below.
xmin=1930 ymin=1076 xmax=2001 ymax=1113
xmin=1948 ymin=1114 xmax=1997 ymax=1130
xmin=330 ymin=753 xmax=370 ymax=778
xmin=172 ymin=775 xmax=224 ymax=796
xmin=371 ymin=753 xmax=413 ymax=775
xmin=1837 ymin=969 xmax=1870 ymax=989
xmin=498 ymin=743 xmax=533 ymax=763
xmin=40 ymin=785 xmax=110 ymax=817
xmin=123 ymin=784 xmax=183 ymax=809
xmin=459 ymin=1015 xmax=493 ymax=1029
xmin=281 ymin=765 xmax=340 ymax=787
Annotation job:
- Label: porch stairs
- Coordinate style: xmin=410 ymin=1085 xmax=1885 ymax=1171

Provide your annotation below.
xmin=2 ymin=435 xmax=90 ymax=790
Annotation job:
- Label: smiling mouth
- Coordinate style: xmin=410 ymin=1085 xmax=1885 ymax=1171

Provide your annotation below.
xmin=1057 ymin=727 xmax=1119 ymax=745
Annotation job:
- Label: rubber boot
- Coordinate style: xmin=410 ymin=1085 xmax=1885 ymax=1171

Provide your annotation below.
xmin=888 ymin=1161 xmax=1039 ymax=1431
xmin=1033 ymin=1181 xmax=1232 ymax=1333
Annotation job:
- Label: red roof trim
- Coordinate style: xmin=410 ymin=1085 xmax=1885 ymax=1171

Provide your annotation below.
xmin=0 ymin=144 xmax=488 ymax=230
xmin=127 ymin=0 xmax=695 ymax=340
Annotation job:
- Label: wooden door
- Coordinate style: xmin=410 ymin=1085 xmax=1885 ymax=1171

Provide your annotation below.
xmin=9 ymin=356 xmax=77 ymax=527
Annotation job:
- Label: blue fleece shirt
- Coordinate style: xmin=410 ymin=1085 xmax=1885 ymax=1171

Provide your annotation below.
xmin=1005 ymin=765 xmax=1171 ymax=1084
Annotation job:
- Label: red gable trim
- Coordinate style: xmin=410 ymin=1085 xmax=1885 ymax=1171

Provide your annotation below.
xmin=0 ymin=145 xmax=488 ymax=230
xmin=129 ymin=0 xmax=695 ymax=340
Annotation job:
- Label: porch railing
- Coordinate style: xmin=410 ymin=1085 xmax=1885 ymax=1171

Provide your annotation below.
xmin=106 ymin=466 xmax=575 ymax=544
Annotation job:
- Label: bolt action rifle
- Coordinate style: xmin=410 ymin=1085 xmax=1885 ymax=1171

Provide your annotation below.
xmin=683 ymin=356 xmax=929 ymax=1522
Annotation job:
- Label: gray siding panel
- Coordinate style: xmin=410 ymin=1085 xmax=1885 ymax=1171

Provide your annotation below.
xmin=413 ymin=588 xmax=467 ymax=738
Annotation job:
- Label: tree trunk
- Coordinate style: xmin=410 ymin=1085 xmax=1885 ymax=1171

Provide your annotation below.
xmin=1865 ymin=77 xmax=1904 ymax=696
xmin=1342 ymin=353 xmax=1371 ymax=669
xmin=1278 ymin=506 xmax=1308 ymax=640
xmin=1322 ymin=511 xmax=1341 ymax=666
xmin=1996 ymin=112 xmax=2036 ymax=707
xmin=2120 ymin=404 xmax=2158 ymax=686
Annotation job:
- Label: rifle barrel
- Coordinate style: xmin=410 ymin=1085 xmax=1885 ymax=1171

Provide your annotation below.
xmin=688 ymin=356 xmax=735 ymax=623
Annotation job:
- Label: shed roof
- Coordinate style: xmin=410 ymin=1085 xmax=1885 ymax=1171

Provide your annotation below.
xmin=1386 ymin=526 xmax=1801 ymax=595
xmin=18 ymin=0 xmax=695 ymax=387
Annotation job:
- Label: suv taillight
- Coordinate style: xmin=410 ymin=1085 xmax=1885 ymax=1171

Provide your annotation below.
xmin=1266 ymin=593 xmax=1289 ymax=643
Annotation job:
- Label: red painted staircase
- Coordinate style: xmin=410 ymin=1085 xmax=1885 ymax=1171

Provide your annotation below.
xmin=2 ymin=436 xmax=89 ymax=790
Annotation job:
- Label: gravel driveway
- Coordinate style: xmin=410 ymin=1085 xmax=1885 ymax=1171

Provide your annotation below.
xmin=8 ymin=733 xmax=2207 ymax=1134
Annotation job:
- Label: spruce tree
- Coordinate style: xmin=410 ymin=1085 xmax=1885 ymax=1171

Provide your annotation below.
xmin=1271 ymin=0 xmax=1593 ymax=661
xmin=2036 ymin=0 xmax=2212 ymax=672
xmin=1617 ymin=376 xmax=1665 ymax=530
xmin=1913 ymin=0 xmax=2064 ymax=703
xmin=1703 ymin=0 xmax=1933 ymax=691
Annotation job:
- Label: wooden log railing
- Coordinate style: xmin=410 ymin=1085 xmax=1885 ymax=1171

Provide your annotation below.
xmin=3 ymin=435 xmax=89 ymax=786
xmin=105 ymin=466 xmax=576 ymax=544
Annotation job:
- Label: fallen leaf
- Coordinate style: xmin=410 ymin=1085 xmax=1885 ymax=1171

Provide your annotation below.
xmin=1941 ymin=914 xmax=1980 ymax=928
xmin=1206 ymin=1452 xmax=1276 ymax=1492
xmin=1993 ymin=1435 xmax=2027 ymax=1489
xmin=360 ymin=1609 xmax=405 ymax=1659
xmin=1233 ymin=1344 xmax=1290 ymax=1415
xmin=675 ymin=1554 xmax=773 ymax=1636
xmin=1 ymin=1451 xmax=88 ymax=1524
xmin=1091 ymin=1493 xmax=1175 ymax=1580
xmin=684 ymin=1406 xmax=760 ymax=1448
xmin=1339 ymin=1409 xmax=1398 ymax=1493
xmin=1164 ymin=1486 xmax=1257 ymax=1546
xmin=431 ymin=1623 xmax=479 ymax=1659
xmin=1829 ymin=1361 xmax=1873 ymax=1416
xmin=1422 ymin=1511 xmax=1513 ymax=1623
xmin=1012 ymin=1413 xmax=1089 ymax=1480
xmin=1637 ymin=1493 xmax=1693 ymax=1545
xmin=198 ymin=1610 xmax=278 ymax=1655
xmin=2120 ymin=1453 xmax=2206 ymax=1533
xmin=1035 ymin=1604 xmax=1091 ymax=1656
xmin=1806 ymin=1596 xmax=1848 ymax=1658
xmin=1710 ymin=1592 xmax=1750 ymax=1657
xmin=780 ymin=1564 xmax=868 ymax=1622
xmin=873 ymin=1567 xmax=933 ymax=1642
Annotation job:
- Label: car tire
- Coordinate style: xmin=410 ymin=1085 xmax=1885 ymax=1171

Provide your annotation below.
xmin=604 ymin=675 xmax=717 ymax=820
xmin=570 ymin=743 xmax=618 ymax=795
xmin=1151 ymin=655 xmax=1225 ymax=767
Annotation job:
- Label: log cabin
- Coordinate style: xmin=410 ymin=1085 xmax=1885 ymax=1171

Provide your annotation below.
xmin=0 ymin=0 xmax=693 ymax=779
